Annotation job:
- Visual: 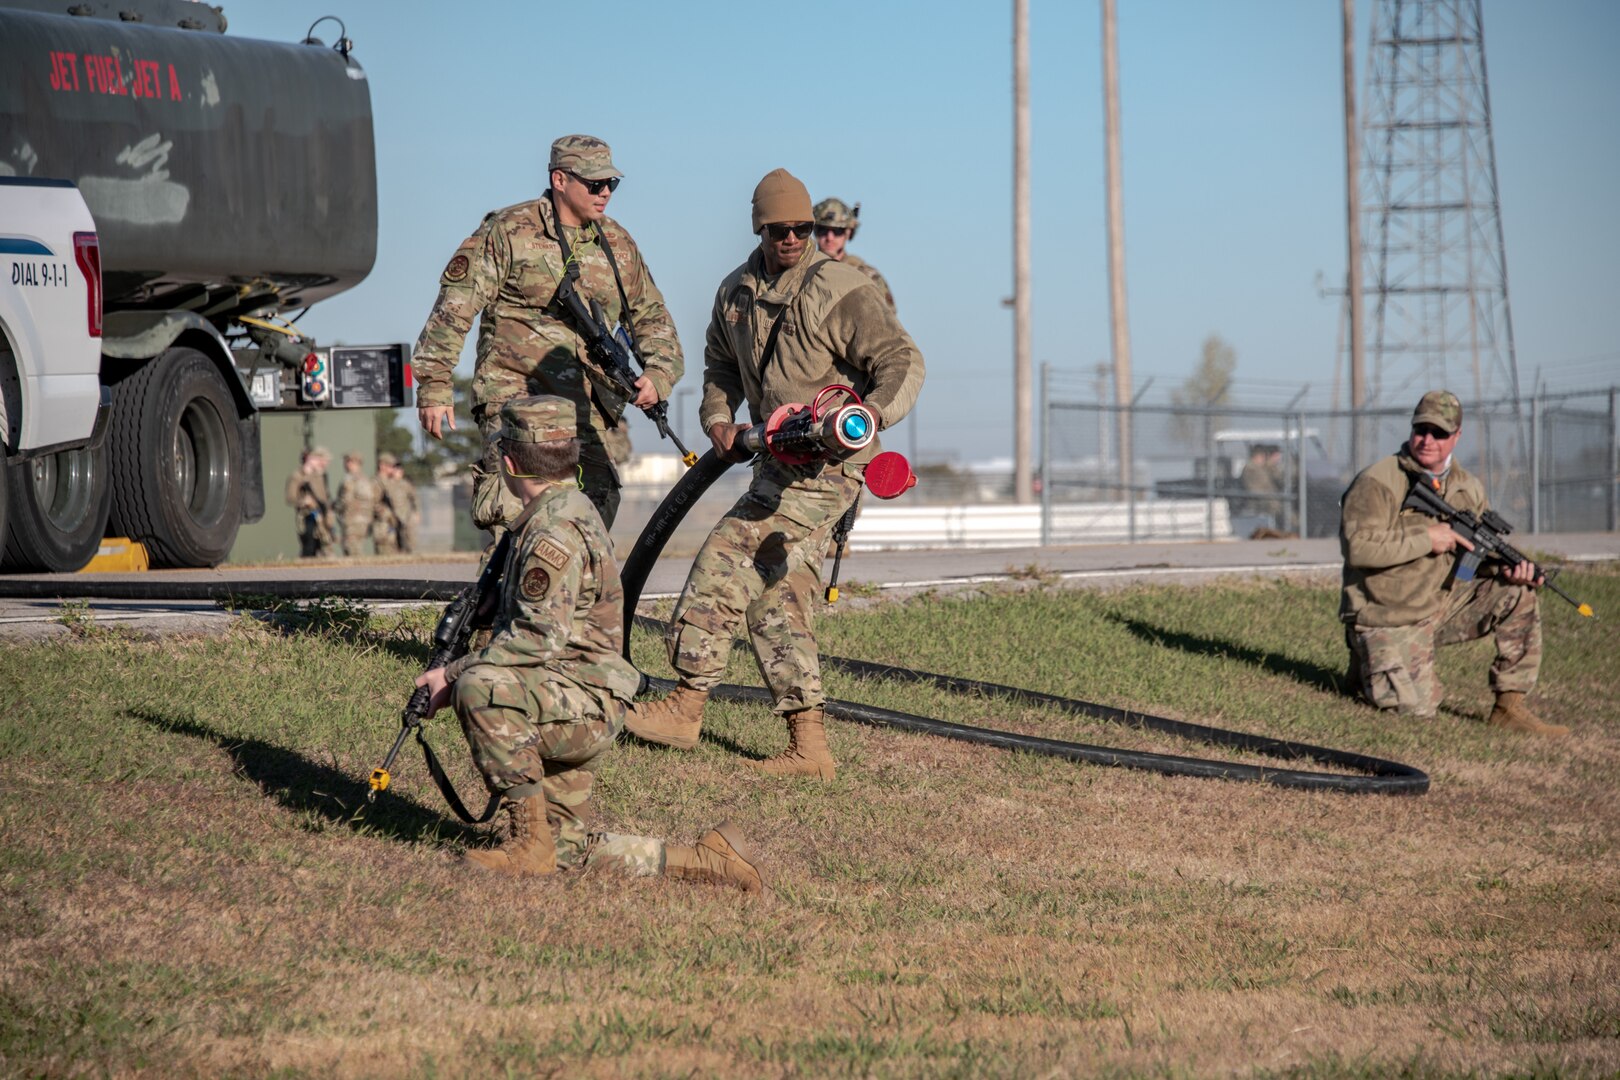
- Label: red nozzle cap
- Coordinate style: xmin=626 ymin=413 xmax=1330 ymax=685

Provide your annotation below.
xmin=865 ymin=451 xmax=917 ymax=500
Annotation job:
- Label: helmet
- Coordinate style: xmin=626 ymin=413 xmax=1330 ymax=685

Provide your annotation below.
xmin=813 ymin=197 xmax=861 ymax=238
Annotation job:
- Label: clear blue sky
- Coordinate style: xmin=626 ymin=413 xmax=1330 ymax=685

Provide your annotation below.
xmin=229 ymin=0 xmax=1620 ymax=465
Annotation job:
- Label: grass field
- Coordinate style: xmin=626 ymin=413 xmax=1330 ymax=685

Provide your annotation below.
xmin=2 ymin=567 xmax=1617 ymax=1077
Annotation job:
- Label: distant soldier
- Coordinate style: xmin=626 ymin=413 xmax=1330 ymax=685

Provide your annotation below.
xmin=412 ymin=395 xmax=763 ymax=890
xmin=371 ymin=452 xmax=401 ymax=555
xmin=378 ymin=458 xmax=421 ymax=555
xmin=1238 ymin=443 xmax=1286 ymax=528
xmin=412 ymin=134 xmax=684 ymax=534
xmin=813 ymin=197 xmax=896 ymax=310
xmin=284 ymin=446 xmax=334 ymax=558
xmin=333 ymin=452 xmax=379 ymax=557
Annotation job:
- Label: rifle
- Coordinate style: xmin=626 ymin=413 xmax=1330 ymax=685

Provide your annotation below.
xmin=554 ymin=273 xmax=698 ymax=467
xmin=1402 ymin=477 xmax=1595 ymax=618
xmin=364 ymin=534 xmax=513 ymax=822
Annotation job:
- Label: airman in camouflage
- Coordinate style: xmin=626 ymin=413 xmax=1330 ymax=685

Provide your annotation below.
xmin=370 ymin=452 xmax=401 ymax=555
xmin=333 ymin=452 xmax=379 ymax=557
xmin=413 ymin=395 xmax=763 ymax=890
xmin=284 ymin=446 xmax=334 ymax=558
xmin=377 ymin=457 xmax=421 ymax=554
xmin=411 ymin=135 xmax=683 ymax=535
xmin=1340 ymin=390 xmax=1565 ymax=737
xmin=625 ymin=169 xmax=925 ymax=779
xmin=814 ymin=197 xmax=897 ymax=311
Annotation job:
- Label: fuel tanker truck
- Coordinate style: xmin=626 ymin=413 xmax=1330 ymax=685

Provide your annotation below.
xmin=0 ymin=0 xmax=406 ymax=571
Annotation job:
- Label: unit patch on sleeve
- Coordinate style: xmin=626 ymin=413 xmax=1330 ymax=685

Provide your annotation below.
xmin=443 ymin=254 xmax=470 ymax=282
xmin=534 ymin=538 xmax=570 ymax=570
xmin=520 ymin=567 xmax=551 ymax=601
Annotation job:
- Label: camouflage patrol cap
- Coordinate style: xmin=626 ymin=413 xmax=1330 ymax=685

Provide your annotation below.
xmin=377 ymin=452 xmax=398 ymax=467
xmin=499 ymin=395 xmax=577 ymax=444
xmin=814 ymin=197 xmax=860 ymax=237
xmin=1412 ymin=390 xmax=1462 ymax=434
xmin=549 ymin=134 xmax=621 ymax=181
xmin=308 ymin=445 xmax=331 ymax=460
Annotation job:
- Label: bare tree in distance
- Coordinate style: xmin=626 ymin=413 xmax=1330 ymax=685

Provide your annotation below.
xmin=1170 ymin=334 xmax=1237 ymax=447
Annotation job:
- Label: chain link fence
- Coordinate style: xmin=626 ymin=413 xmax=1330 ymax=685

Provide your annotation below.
xmin=1040 ymin=385 xmax=1620 ymax=544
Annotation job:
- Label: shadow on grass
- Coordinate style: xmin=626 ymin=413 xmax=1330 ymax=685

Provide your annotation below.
xmin=127 ymin=708 xmax=482 ymax=846
xmin=1106 ymin=613 xmax=1352 ymax=697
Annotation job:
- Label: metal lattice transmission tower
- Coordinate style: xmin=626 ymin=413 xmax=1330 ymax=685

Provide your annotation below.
xmin=1360 ymin=0 xmax=1520 ymax=410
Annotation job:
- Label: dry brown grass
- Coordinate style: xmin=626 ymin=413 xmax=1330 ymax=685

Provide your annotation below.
xmin=1 ymin=571 xmax=1616 ymax=1077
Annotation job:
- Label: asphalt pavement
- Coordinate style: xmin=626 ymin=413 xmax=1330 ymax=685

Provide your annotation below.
xmin=1 ymin=533 xmax=1614 ymax=640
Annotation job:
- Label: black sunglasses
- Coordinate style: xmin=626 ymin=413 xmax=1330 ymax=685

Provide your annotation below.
xmin=766 ymin=222 xmax=814 ymax=241
xmin=1411 ymin=424 xmax=1451 ymax=440
xmin=814 ymin=225 xmax=848 ymax=238
xmin=568 ymin=172 xmax=621 ymax=196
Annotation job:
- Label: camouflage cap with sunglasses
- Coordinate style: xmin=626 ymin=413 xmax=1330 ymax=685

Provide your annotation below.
xmin=499 ymin=395 xmax=577 ymax=444
xmin=1411 ymin=390 xmax=1462 ymax=435
xmin=549 ymin=134 xmax=622 ymax=181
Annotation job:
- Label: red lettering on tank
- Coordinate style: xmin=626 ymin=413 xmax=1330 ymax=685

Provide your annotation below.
xmin=110 ymin=54 xmax=129 ymax=95
xmin=49 ymin=51 xmax=81 ymax=91
xmin=168 ymin=63 xmax=181 ymax=101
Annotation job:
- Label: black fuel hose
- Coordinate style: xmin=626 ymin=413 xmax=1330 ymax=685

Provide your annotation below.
xmin=0 ymin=578 xmax=467 ymax=602
xmin=618 ymin=450 xmax=1429 ymax=796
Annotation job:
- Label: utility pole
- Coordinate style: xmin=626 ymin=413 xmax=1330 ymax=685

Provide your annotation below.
xmin=1101 ymin=0 xmax=1133 ymax=495
xmin=1342 ymin=0 xmax=1366 ymax=468
xmin=1012 ymin=0 xmax=1034 ymax=503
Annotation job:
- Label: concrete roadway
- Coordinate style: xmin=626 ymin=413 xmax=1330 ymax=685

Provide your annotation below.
xmin=0 ymin=533 xmax=1614 ymax=640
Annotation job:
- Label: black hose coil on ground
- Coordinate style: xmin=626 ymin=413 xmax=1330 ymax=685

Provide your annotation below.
xmin=618 ymin=451 xmax=1429 ymax=796
xmin=0 ymin=451 xmax=1429 ymax=795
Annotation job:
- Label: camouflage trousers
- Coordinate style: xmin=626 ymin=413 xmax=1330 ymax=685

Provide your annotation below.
xmin=1345 ymin=576 xmax=1541 ymax=716
xmin=339 ymin=517 xmax=371 ymax=557
xmin=454 ymin=662 xmax=623 ymax=868
xmin=471 ymin=402 xmax=621 ymax=533
xmin=666 ymin=457 xmax=863 ymax=714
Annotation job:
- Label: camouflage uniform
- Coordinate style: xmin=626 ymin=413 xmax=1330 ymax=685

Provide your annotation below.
xmin=334 ymin=462 xmax=379 ymax=557
xmin=666 ymin=242 xmax=925 ymax=714
xmin=814 ymin=197 xmax=896 ymax=310
xmin=1238 ymin=451 xmax=1285 ymax=525
xmin=378 ymin=472 xmax=420 ymax=554
xmin=411 ymin=136 xmax=682 ymax=532
xmin=284 ymin=453 xmax=334 ymax=558
xmin=443 ymin=396 xmax=674 ymax=875
xmin=370 ymin=454 xmax=400 ymax=555
xmin=1340 ymin=418 xmax=1541 ymax=717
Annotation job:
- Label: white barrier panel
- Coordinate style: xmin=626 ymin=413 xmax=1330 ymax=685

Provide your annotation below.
xmin=850 ymin=500 xmax=1233 ymax=550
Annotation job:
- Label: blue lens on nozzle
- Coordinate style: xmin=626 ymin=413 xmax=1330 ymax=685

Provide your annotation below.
xmin=842 ymin=413 xmax=869 ymax=440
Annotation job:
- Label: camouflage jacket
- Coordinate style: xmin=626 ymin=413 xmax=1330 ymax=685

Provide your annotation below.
xmin=1339 ymin=448 xmax=1489 ymax=627
xmin=840 ymin=253 xmax=896 ymax=311
xmin=378 ymin=476 xmax=420 ymax=525
xmin=284 ymin=470 xmax=330 ymax=514
xmin=443 ymin=482 xmax=641 ymax=703
xmin=701 ymin=247 xmax=924 ymax=465
xmin=412 ymin=193 xmax=684 ymax=438
xmin=335 ymin=474 xmax=379 ymax=521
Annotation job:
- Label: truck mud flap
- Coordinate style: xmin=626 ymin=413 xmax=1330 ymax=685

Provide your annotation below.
xmin=240 ymin=413 xmax=265 ymax=523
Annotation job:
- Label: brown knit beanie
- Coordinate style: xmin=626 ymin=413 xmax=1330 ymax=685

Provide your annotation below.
xmin=751 ymin=168 xmax=813 ymax=233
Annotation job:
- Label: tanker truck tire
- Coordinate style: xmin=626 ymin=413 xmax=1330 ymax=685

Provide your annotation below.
xmin=108 ymin=348 xmax=243 ymax=568
xmin=1 ymin=440 xmax=112 ymax=573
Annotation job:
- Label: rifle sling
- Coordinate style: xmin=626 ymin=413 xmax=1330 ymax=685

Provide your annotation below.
xmin=756 ymin=258 xmax=828 ymax=395
xmin=549 ymin=193 xmax=637 ymax=431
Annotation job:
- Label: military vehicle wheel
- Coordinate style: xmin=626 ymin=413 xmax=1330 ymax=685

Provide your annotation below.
xmin=1 ymin=439 xmax=112 ymax=572
xmin=109 ymin=348 xmax=243 ymax=567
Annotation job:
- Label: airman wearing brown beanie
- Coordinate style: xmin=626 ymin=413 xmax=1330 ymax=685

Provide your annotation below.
xmin=625 ymin=169 xmax=927 ymax=783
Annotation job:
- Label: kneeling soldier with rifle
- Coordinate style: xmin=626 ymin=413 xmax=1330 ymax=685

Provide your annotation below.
xmin=1339 ymin=390 xmax=1572 ymax=738
xmin=408 ymin=395 xmax=763 ymax=888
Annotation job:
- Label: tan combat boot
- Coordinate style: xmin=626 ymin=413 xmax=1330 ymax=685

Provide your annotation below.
xmin=624 ymin=685 xmax=708 ymax=749
xmin=1487 ymin=691 xmax=1570 ymax=738
xmin=461 ymin=792 xmax=556 ymax=875
xmin=748 ymin=707 xmax=836 ymax=780
xmin=663 ymin=820 xmax=764 ymax=893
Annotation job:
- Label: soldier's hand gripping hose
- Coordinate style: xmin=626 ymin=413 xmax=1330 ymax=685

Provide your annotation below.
xmin=364 ymin=534 xmax=512 ymax=823
xmin=733 ymin=384 xmax=918 ymax=602
xmin=1403 ymin=477 xmax=1596 ymax=618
